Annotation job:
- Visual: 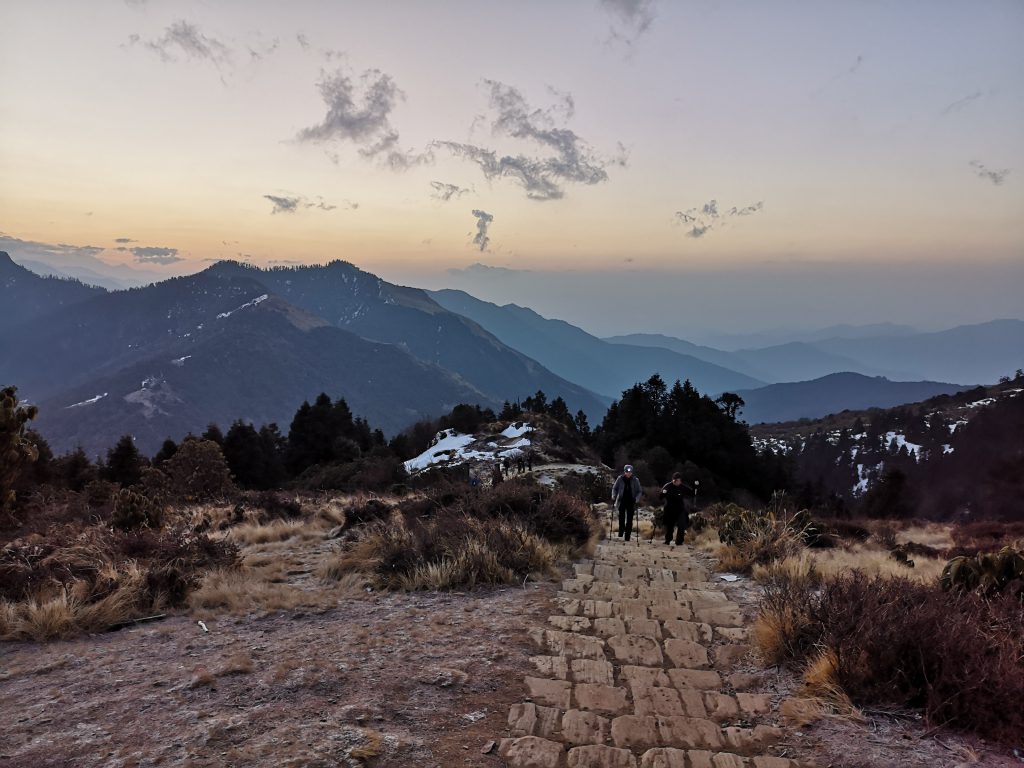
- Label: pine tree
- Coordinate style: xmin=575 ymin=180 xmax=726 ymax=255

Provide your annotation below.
xmin=104 ymin=434 xmax=146 ymax=487
xmin=1 ymin=385 xmax=39 ymax=517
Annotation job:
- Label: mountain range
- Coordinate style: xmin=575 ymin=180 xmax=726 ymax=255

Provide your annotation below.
xmin=0 ymin=254 xmax=605 ymax=455
xmin=2 ymin=250 xmax=1019 ymax=456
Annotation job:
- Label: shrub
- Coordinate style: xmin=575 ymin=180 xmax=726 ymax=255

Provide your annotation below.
xmin=163 ymin=439 xmax=235 ymax=502
xmin=757 ymin=569 xmax=1024 ymax=745
xmin=111 ymin=488 xmax=160 ymax=531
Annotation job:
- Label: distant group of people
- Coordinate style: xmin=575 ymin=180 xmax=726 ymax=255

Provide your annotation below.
xmin=612 ymin=464 xmax=695 ymax=545
xmin=469 ymin=449 xmax=538 ymax=488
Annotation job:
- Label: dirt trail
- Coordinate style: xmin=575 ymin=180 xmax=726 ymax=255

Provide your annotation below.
xmin=495 ymin=538 xmax=806 ymax=768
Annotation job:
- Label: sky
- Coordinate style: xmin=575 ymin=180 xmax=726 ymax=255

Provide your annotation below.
xmin=2 ymin=0 xmax=1022 ymax=338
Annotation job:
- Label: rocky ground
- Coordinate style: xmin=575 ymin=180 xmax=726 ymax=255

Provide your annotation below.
xmin=2 ymin=526 xmax=1018 ymax=767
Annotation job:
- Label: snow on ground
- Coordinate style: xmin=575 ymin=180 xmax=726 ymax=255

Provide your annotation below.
xmin=853 ymin=463 xmax=870 ymax=495
xmin=217 ymin=294 xmax=268 ymax=319
xmin=943 ymin=444 xmax=954 ymax=454
xmin=171 ymin=355 xmax=192 ymax=366
xmin=501 ymin=422 xmax=533 ymax=439
xmin=404 ymin=424 xmax=537 ymax=475
xmin=962 ymin=397 xmax=996 ymax=409
xmin=66 ymin=393 xmax=108 ymax=408
xmin=884 ymin=431 xmax=922 ymax=457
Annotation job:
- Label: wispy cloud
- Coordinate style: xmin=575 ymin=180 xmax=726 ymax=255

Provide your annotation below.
xmin=263 ymin=193 xmax=347 ymax=214
xmin=295 ymin=66 xmax=431 ymax=169
xmin=940 ymin=90 xmax=983 ymax=116
xmin=435 ymin=80 xmax=618 ymax=201
xmin=471 ymin=209 xmax=494 ymax=252
xmin=130 ymin=246 xmax=183 ymax=264
xmin=430 ymin=181 xmax=471 ymax=202
xmin=114 ymin=237 xmax=137 ymax=244
xmin=674 ymin=199 xmax=763 ymax=238
xmin=129 ymin=20 xmax=231 ymax=66
xmin=600 ymin=0 xmax=656 ymax=43
xmin=970 ymin=160 xmax=1010 ymax=186
xmin=447 ymin=262 xmax=531 ymax=277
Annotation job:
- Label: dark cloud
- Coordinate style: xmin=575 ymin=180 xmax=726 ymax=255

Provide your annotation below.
xmin=296 ymin=33 xmax=310 ymax=50
xmin=435 ymin=80 xmax=615 ymax=201
xmin=430 ymin=181 xmax=471 ymax=202
xmin=940 ymin=90 xmax=983 ymax=116
xmin=114 ymin=237 xmax=137 ymax=244
xmin=600 ymin=0 xmax=656 ymax=39
xmin=674 ymin=199 xmax=763 ymax=238
xmin=131 ymin=246 xmax=182 ymax=264
xmin=970 ymin=161 xmax=1010 ymax=186
xmin=471 ymin=210 xmax=494 ymax=252
xmin=131 ymin=20 xmax=231 ymax=66
xmin=295 ymin=66 xmax=431 ymax=169
xmin=263 ymin=193 xmax=344 ymax=214
xmin=248 ymin=38 xmax=280 ymax=62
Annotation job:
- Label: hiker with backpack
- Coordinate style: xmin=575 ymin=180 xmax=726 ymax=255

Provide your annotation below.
xmin=611 ymin=464 xmax=642 ymax=541
xmin=660 ymin=472 xmax=693 ymax=546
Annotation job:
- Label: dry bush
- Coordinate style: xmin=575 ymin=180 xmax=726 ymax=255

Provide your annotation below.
xmin=227 ymin=518 xmax=328 ymax=546
xmin=952 ymin=520 xmax=1024 ymax=555
xmin=758 ymin=567 xmax=1024 ymax=746
xmin=333 ymin=512 xmax=562 ymax=590
xmin=216 ymin=652 xmax=254 ymax=676
xmin=1 ymin=526 xmax=237 ymax=641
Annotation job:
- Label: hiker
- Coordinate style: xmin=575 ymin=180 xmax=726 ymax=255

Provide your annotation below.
xmin=516 ymin=455 xmax=525 ymax=474
xmin=611 ymin=464 xmax=642 ymax=541
xmin=469 ymin=467 xmax=481 ymax=489
xmin=491 ymin=463 xmax=504 ymax=486
xmin=660 ymin=472 xmax=693 ymax=546
xmin=526 ymin=450 xmax=535 ymax=471
xmin=502 ymin=456 xmax=510 ymax=478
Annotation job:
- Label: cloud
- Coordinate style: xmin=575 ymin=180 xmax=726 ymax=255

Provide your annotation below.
xmin=600 ymin=0 xmax=656 ymax=41
xmin=295 ymin=66 xmax=431 ymax=169
xmin=430 ymin=181 xmax=471 ymax=202
xmin=247 ymin=38 xmax=280 ymax=62
xmin=114 ymin=237 xmax=137 ymax=244
xmin=263 ymin=193 xmax=345 ymax=214
xmin=296 ymin=33 xmax=310 ymax=51
xmin=447 ymin=262 xmax=531 ymax=277
xmin=435 ymin=80 xmax=616 ymax=201
xmin=674 ymin=199 xmax=763 ymax=238
xmin=131 ymin=246 xmax=183 ymax=264
xmin=471 ymin=210 xmax=494 ymax=252
xmin=940 ymin=90 xmax=982 ymax=116
xmin=969 ymin=161 xmax=1010 ymax=186
xmin=130 ymin=20 xmax=231 ymax=66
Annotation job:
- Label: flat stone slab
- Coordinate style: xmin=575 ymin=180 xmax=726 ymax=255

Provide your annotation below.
xmin=668 ymin=668 xmax=723 ymax=691
xmin=571 ymin=658 xmax=615 ymax=686
xmin=498 ymin=736 xmax=564 ymax=768
xmin=608 ymin=634 xmax=664 ymax=666
xmin=508 ymin=702 xmax=563 ymax=738
xmin=525 ymin=676 xmax=572 ymax=709
xmin=567 ymin=745 xmax=638 ymax=768
xmin=664 ymin=638 xmax=711 ymax=669
xmin=562 ymin=708 xmax=611 ymax=746
xmin=575 ymin=683 xmax=629 ymax=714
xmin=662 ymin=620 xmax=713 ymax=644
xmin=549 ymin=615 xmax=593 ymax=632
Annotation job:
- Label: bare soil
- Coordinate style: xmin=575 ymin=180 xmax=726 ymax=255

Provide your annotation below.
xmin=0 ymin=580 xmax=557 ymax=767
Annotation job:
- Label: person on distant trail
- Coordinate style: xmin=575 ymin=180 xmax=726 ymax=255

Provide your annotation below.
xmin=611 ymin=464 xmax=642 ymax=541
xmin=660 ymin=472 xmax=693 ymax=546
xmin=491 ymin=463 xmax=504 ymax=486
xmin=526 ymin=450 xmax=535 ymax=472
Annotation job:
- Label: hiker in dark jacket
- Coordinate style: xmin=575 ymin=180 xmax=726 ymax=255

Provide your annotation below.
xmin=611 ymin=464 xmax=642 ymax=541
xmin=660 ymin=472 xmax=693 ymax=545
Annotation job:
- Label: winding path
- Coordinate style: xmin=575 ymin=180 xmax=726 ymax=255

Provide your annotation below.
xmin=496 ymin=538 xmax=807 ymax=768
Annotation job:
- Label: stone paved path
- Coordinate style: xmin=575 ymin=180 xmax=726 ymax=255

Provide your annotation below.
xmin=497 ymin=538 xmax=806 ymax=768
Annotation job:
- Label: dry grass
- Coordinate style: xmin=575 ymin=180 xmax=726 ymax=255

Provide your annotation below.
xmin=216 ymin=652 xmax=255 ymax=676
xmin=188 ymin=568 xmax=334 ymax=617
xmin=753 ymin=545 xmax=945 ymax=585
xmin=895 ymin=523 xmax=955 ymax=551
xmin=0 ymin=563 xmax=157 ymax=641
xmin=227 ymin=518 xmax=330 ymax=546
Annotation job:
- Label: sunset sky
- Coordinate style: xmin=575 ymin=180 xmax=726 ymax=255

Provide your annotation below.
xmin=2 ymin=0 xmax=1022 ymax=336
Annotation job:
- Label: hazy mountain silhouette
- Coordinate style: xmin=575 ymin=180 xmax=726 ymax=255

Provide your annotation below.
xmin=734 ymin=372 xmax=969 ymax=424
xmin=428 ymin=289 xmax=765 ymax=397
xmin=0 ymin=251 xmax=106 ymax=329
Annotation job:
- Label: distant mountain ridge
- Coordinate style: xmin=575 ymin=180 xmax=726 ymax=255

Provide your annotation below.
xmin=2 ymin=260 xmax=605 ymax=455
xmin=733 ymin=372 xmax=969 ymax=425
xmin=428 ymin=289 xmax=765 ymax=397
xmin=0 ymin=251 xmax=106 ymax=328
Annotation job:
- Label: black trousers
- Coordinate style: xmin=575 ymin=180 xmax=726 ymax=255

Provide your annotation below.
xmin=618 ymin=503 xmax=635 ymax=540
xmin=664 ymin=508 xmax=687 ymax=544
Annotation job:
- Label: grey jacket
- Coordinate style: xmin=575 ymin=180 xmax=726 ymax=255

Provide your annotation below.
xmin=611 ymin=474 xmax=642 ymax=507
